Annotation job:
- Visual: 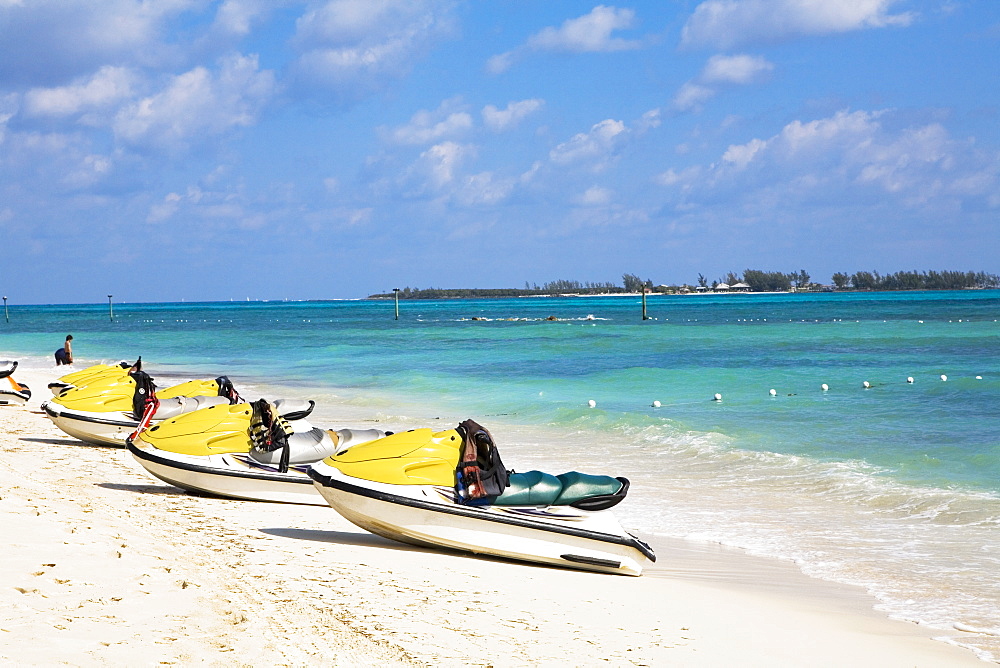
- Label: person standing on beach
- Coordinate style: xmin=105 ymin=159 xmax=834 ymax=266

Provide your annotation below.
xmin=54 ymin=335 xmax=73 ymax=365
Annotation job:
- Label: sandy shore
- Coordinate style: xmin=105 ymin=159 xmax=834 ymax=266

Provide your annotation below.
xmin=1 ymin=364 xmax=985 ymax=666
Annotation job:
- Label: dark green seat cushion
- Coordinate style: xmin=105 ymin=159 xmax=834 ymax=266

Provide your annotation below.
xmin=493 ymin=470 xmax=624 ymax=507
xmin=494 ymin=471 xmax=562 ymax=506
xmin=554 ymin=471 xmax=623 ymax=505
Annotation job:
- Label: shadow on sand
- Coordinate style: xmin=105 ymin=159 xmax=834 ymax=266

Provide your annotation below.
xmin=19 ymin=436 xmax=102 ymax=446
xmin=258 ymin=527 xmax=450 ymax=555
xmin=97 ymin=482 xmax=190 ymax=496
xmin=258 ymin=527 xmax=562 ymax=572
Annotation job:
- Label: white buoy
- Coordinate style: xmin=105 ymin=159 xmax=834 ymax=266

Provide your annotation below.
xmin=940 ymin=375 xmax=947 ymax=382
xmin=863 ymin=381 xmax=871 ymax=389
xmin=907 ymin=377 xmax=914 ymax=384
xmin=652 ymin=400 xmax=661 ymax=408
xmin=976 ymin=376 xmax=983 ymax=380
xmin=713 ymin=393 xmax=722 ymax=402
xmin=769 ymin=389 xmax=777 ymax=397
xmin=588 ymin=399 xmax=596 ymax=408
xmin=821 ymin=383 xmax=829 ymax=392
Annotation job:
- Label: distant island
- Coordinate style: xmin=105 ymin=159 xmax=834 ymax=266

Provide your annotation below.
xmin=369 ymin=270 xmax=1000 ymax=300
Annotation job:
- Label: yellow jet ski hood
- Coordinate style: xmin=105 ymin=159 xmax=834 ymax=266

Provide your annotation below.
xmin=318 ymin=419 xmax=509 ymax=495
xmin=48 ymin=361 xmax=132 ymax=395
xmin=138 ymin=403 xmax=255 ymax=455
xmin=320 ymin=427 xmax=465 ymax=486
xmin=50 ymin=372 xmax=225 ymax=415
xmin=134 ymin=398 xmax=317 ymax=456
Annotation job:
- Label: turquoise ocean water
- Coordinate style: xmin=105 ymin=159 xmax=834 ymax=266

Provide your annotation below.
xmin=3 ymin=291 xmax=999 ymax=659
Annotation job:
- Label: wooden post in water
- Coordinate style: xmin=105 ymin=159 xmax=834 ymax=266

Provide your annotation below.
xmin=108 ymin=294 xmax=114 ymax=322
xmin=393 ymin=288 xmax=400 ymax=320
xmin=3 ymin=296 xmax=7 ymax=323
xmin=641 ymin=289 xmax=649 ymax=320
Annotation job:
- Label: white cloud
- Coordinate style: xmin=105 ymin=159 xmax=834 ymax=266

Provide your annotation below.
xmin=482 ymin=99 xmax=544 ymax=132
xmin=702 ymin=53 xmax=773 ymax=84
xmin=681 ymin=0 xmax=915 ymax=49
xmin=636 ymin=108 xmax=662 ymax=134
xmin=114 ymin=53 xmax=276 ymax=151
xmin=455 ymin=172 xmax=515 ymax=206
xmin=0 ymin=93 xmax=18 ymax=144
xmin=528 ymin=5 xmax=640 ymax=52
xmin=61 ymin=153 xmax=112 ymax=189
xmin=722 ymin=137 xmax=766 ymax=168
xmin=147 ymin=192 xmax=183 ymax=223
xmin=23 ymin=66 xmax=135 ymax=118
xmin=385 ymin=98 xmax=473 ymax=145
xmin=296 ymin=0 xmax=415 ymax=43
xmin=0 ymin=1 xmax=200 ymax=84
xmin=659 ymin=109 xmax=1000 ymax=211
xmin=711 ymin=110 xmax=887 ymax=174
xmin=672 ymin=53 xmax=774 ymax=112
xmin=211 ymin=0 xmax=273 ymax=37
xmin=146 ymin=181 xmax=286 ymax=228
xmin=291 ymin=0 xmax=456 ymax=96
xmin=395 ymin=141 xmax=518 ymax=206
xmin=550 ymin=119 xmax=628 ymax=168
xmin=485 ymin=52 xmax=516 ymax=76
xmin=489 ymin=5 xmax=641 ymax=74
xmin=410 ymin=141 xmax=476 ymax=190
xmin=575 ymin=185 xmax=614 ymax=206
xmin=0 ymin=127 xmax=116 ymax=194
xmin=345 ymin=207 xmax=373 ymax=225
xmin=654 ymin=165 xmax=701 ymax=186
xmin=672 ymin=82 xmax=716 ymax=112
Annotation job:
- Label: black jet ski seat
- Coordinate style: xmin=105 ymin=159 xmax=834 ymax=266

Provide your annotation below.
xmin=0 ymin=360 xmax=19 ymax=379
xmin=269 ymin=398 xmax=315 ymax=421
xmin=494 ymin=471 xmax=630 ymax=511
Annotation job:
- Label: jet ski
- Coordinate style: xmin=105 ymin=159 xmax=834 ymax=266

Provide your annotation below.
xmin=41 ymin=362 xmax=248 ymax=446
xmin=0 ymin=361 xmax=31 ymax=406
xmin=308 ymin=419 xmax=656 ymax=576
xmin=48 ymin=361 xmax=132 ymax=395
xmin=127 ymin=399 xmax=385 ymax=505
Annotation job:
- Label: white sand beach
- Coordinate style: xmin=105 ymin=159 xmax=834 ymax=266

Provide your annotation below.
xmin=1 ymin=364 xmax=985 ymax=666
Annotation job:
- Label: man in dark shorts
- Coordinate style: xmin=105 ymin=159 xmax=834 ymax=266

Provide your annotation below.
xmin=54 ymin=334 xmax=73 ymax=365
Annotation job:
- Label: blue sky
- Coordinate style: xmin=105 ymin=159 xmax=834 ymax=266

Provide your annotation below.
xmin=1 ymin=1 xmax=998 ymax=303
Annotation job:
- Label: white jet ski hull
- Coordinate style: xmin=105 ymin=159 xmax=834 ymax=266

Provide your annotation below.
xmin=42 ymin=403 xmax=141 ymax=446
xmin=127 ymin=440 xmax=324 ymax=505
xmin=308 ymin=462 xmax=654 ymax=576
xmin=0 ymin=388 xmax=30 ymax=406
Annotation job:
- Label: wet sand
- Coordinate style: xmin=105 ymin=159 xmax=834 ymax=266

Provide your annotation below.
xmin=0 ymin=364 xmax=985 ymax=666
